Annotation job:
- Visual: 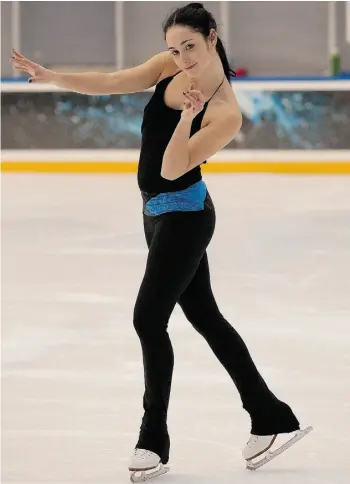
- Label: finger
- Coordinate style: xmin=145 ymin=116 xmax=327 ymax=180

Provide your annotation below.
xmin=12 ymin=51 xmax=35 ymax=69
xmin=24 ymin=59 xmax=37 ymax=69
xmin=186 ymin=90 xmax=203 ymax=103
xmin=10 ymin=58 xmax=27 ymax=66
xmin=13 ymin=64 xmax=30 ymax=72
xmin=185 ymin=91 xmax=198 ymax=101
xmin=14 ymin=66 xmax=29 ymax=72
xmin=11 ymin=55 xmax=31 ymax=66
xmin=184 ymin=93 xmax=198 ymax=104
xmin=10 ymin=58 xmax=28 ymax=69
xmin=188 ymin=90 xmax=204 ymax=102
xmin=186 ymin=97 xmax=201 ymax=110
xmin=12 ymin=48 xmax=25 ymax=59
xmin=189 ymin=82 xmax=195 ymax=90
xmin=12 ymin=62 xmax=29 ymax=72
xmin=28 ymin=77 xmax=44 ymax=83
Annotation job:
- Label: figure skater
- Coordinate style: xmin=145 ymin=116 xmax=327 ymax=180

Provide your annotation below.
xmin=10 ymin=3 xmax=311 ymax=481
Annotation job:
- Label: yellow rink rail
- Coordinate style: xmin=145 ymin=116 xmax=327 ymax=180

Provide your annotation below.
xmin=2 ymin=160 xmax=350 ymax=174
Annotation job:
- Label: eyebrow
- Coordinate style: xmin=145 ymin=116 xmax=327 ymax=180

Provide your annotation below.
xmin=168 ymin=39 xmax=193 ymax=50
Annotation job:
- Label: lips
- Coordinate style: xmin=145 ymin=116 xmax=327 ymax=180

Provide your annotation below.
xmin=185 ymin=63 xmax=196 ymax=70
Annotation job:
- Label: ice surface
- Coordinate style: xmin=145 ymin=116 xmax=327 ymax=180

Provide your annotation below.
xmin=2 ymin=174 xmax=350 ymax=484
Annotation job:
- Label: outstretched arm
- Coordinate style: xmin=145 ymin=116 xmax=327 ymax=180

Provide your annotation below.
xmin=10 ymin=49 xmax=169 ymax=95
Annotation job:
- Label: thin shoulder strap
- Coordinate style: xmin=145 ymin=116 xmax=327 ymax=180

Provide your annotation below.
xmin=156 ymin=70 xmax=181 ymax=88
xmin=206 ymin=76 xmax=225 ymax=104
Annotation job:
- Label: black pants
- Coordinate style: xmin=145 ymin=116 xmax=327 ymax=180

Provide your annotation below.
xmin=133 ymin=191 xmax=299 ymax=464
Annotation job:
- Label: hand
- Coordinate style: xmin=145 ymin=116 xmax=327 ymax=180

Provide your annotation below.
xmin=9 ymin=49 xmax=54 ymax=83
xmin=181 ymin=82 xmax=205 ymax=121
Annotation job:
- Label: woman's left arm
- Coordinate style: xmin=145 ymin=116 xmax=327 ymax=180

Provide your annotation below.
xmin=161 ymin=106 xmax=242 ymax=181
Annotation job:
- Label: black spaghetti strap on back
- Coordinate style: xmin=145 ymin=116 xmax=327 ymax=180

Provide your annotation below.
xmin=207 ymin=75 xmax=225 ymax=103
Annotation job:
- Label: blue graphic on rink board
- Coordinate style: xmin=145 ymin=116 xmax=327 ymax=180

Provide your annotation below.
xmin=1 ymin=90 xmax=350 ymax=149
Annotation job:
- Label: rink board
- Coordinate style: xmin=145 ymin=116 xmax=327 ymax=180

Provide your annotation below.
xmin=2 ymin=79 xmax=350 ymax=173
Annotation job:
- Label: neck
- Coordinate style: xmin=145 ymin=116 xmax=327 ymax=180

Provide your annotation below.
xmin=187 ymin=54 xmax=225 ymax=97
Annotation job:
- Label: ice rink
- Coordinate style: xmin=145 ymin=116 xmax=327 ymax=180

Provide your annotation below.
xmin=2 ymin=173 xmax=350 ymax=484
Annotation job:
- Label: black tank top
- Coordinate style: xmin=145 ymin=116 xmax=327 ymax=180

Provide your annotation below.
xmin=137 ymin=72 xmax=211 ymax=194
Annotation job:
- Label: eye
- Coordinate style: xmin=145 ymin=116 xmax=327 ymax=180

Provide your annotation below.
xmin=170 ymin=44 xmax=194 ymax=56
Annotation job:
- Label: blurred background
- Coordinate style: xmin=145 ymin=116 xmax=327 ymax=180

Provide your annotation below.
xmin=1 ymin=0 xmax=350 ymax=76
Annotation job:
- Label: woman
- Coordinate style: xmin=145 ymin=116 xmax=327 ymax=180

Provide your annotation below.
xmin=11 ymin=3 xmax=310 ymax=482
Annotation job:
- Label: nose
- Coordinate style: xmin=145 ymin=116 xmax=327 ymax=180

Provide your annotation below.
xmin=180 ymin=52 xmax=191 ymax=66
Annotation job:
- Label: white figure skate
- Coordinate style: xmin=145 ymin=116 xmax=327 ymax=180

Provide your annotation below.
xmin=243 ymin=426 xmax=313 ymax=470
xmin=129 ymin=449 xmax=170 ymax=483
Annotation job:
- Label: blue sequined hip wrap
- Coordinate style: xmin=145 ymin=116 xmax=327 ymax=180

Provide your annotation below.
xmin=141 ymin=180 xmax=207 ymax=216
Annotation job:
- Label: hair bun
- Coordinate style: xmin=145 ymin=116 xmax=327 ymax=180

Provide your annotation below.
xmin=188 ymin=3 xmax=204 ymax=10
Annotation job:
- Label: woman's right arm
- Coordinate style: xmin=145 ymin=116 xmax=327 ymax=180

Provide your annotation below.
xmin=10 ymin=49 xmax=169 ymax=95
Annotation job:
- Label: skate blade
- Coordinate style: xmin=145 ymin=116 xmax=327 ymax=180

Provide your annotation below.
xmin=130 ymin=463 xmax=170 ymax=483
xmin=246 ymin=425 xmax=313 ymax=471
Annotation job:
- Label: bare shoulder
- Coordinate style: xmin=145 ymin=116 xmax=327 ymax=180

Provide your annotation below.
xmin=203 ymin=84 xmax=242 ymax=129
xmin=107 ymin=51 xmax=176 ymax=94
xmin=156 ymin=52 xmax=181 ymax=84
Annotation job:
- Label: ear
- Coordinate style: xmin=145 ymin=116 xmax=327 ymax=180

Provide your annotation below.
xmin=209 ymin=28 xmax=217 ymax=47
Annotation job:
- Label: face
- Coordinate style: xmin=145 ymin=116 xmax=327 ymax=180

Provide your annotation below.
xmin=166 ymin=25 xmax=216 ymax=78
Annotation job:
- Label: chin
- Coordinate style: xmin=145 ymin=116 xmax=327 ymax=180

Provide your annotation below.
xmin=184 ymin=66 xmax=200 ymax=79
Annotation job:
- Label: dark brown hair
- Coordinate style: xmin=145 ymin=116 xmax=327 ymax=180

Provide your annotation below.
xmin=163 ymin=2 xmax=236 ymax=81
